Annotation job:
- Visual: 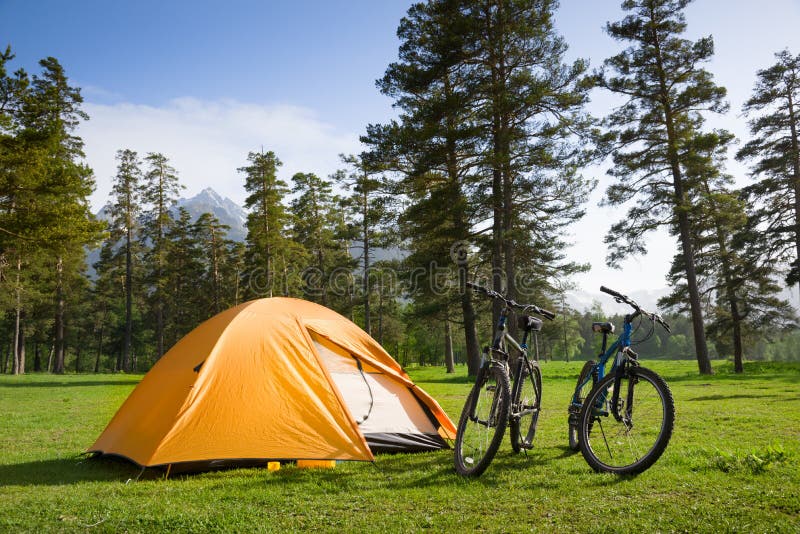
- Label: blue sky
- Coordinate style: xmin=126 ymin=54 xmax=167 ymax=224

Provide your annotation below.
xmin=3 ymin=0 xmax=800 ymax=305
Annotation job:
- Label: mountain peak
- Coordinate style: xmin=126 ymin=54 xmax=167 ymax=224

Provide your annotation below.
xmin=177 ymin=188 xmax=246 ymax=242
xmin=199 ymin=187 xmax=223 ymax=200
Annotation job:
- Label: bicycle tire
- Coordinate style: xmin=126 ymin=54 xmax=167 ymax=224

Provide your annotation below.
xmin=510 ymin=359 xmax=541 ymax=453
xmin=568 ymin=360 xmax=596 ymax=451
xmin=578 ymin=366 xmax=674 ymax=475
xmin=454 ymin=364 xmax=511 ymax=477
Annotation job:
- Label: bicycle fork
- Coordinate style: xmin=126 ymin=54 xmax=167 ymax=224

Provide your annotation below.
xmin=610 ymin=348 xmax=639 ymax=426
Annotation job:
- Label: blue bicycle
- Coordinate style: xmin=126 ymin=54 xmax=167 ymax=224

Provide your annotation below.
xmin=567 ymin=286 xmax=675 ymax=475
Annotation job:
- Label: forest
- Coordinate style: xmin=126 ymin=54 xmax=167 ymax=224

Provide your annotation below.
xmin=2 ymin=0 xmax=800 ymax=377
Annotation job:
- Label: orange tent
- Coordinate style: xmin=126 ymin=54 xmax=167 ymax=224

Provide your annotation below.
xmin=89 ymin=298 xmax=455 ymax=471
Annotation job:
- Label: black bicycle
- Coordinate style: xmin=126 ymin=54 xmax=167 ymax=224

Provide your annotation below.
xmin=567 ymin=286 xmax=675 ymax=475
xmin=454 ymin=282 xmax=555 ymax=477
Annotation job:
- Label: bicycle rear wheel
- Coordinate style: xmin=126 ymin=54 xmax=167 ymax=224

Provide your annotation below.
xmin=510 ymin=359 xmax=541 ymax=453
xmin=454 ymin=364 xmax=510 ymax=477
xmin=578 ymin=366 xmax=674 ymax=475
xmin=568 ymin=360 xmax=596 ymax=451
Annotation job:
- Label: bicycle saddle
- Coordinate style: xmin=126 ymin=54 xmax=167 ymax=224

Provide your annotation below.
xmin=518 ymin=315 xmax=543 ymax=332
xmin=592 ymin=321 xmax=615 ymax=334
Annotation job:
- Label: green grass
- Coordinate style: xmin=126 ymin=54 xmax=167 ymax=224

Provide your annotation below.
xmin=1 ymin=360 xmax=798 ymax=533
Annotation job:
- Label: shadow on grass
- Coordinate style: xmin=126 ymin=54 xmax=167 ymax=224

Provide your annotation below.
xmin=0 ymin=380 xmax=138 ymax=389
xmin=688 ymin=393 xmax=783 ymax=402
xmin=412 ymin=374 xmax=475 ymax=385
xmin=0 ymin=456 xmax=144 ymax=487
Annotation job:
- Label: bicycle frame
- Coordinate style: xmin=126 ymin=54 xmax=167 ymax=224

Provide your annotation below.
xmin=487 ymin=304 xmax=538 ymax=365
xmin=570 ymin=314 xmax=637 ymax=419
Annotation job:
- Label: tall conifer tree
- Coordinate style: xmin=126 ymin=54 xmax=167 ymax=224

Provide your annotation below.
xmin=110 ymin=149 xmax=143 ymax=372
xmin=141 ymin=152 xmax=183 ymax=360
xmin=737 ymin=49 xmax=800 ymax=295
xmin=290 ymin=172 xmax=353 ymax=308
xmin=239 ymin=150 xmax=291 ymax=298
xmin=596 ymin=0 xmax=728 ymax=374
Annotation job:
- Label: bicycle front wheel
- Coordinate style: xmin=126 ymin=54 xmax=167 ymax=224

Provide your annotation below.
xmin=454 ymin=364 xmax=511 ymax=477
xmin=578 ymin=366 xmax=674 ymax=475
xmin=510 ymin=359 xmax=541 ymax=453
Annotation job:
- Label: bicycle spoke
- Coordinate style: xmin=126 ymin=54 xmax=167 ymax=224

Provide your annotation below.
xmin=579 ymin=368 xmax=674 ymax=475
xmin=454 ymin=365 xmax=510 ymax=476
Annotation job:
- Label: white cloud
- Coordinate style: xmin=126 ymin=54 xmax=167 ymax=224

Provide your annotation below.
xmin=79 ymin=97 xmax=361 ymax=209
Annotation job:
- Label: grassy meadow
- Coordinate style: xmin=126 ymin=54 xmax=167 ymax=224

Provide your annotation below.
xmin=1 ymin=360 xmax=798 ymax=533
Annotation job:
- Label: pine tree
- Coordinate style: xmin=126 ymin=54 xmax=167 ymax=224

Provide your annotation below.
xmin=164 ymin=208 xmax=204 ymax=346
xmin=0 ymin=50 xmax=101 ymax=374
xmin=141 ymin=152 xmax=183 ymax=360
xmin=661 ymin=131 xmax=795 ymax=372
xmin=369 ymin=0 xmax=591 ymax=372
xmin=596 ymin=0 xmax=729 ymax=374
xmin=239 ymin=150 xmax=291 ymax=298
xmin=367 ymin=0 xmax=484 ymax=372
xmin=90 ymin=241 xmax=122 ymax=372
xmin=465 ymin=0 xmax=593 ymax=318
xmin=109 ymin=149 xmax=143 ymax=372
xmin=193 ymin=212 xmax=232 ymax=316
xmin=290 ymin=172 xmax=354 ymax=307
xmin=335 ymin=154 xmax=396 ymax=335
xmin=736 ymin=49 xmax=800 ymax=295
xmin=225 ymin=241 xmax=246 ymax=307
xmin=24 ymin=57 xmax=102 ymax=374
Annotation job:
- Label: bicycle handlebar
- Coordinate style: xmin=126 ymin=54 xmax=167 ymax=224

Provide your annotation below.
xmin=600 ymin=285 xmax=671 ymax=333
xmin=466 ymin=281 xmax=556 ymax=320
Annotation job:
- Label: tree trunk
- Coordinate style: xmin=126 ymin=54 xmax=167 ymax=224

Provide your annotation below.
xmin=487 ymin=6 xmax=507 ymax=328
xmin=444 ymin=318 xmax=455 ymax=374
xmin=17 ymin=320 xmax=25 ymax=374
xmin=460 ymin=264 xmax=482 ymax=376
xmin=234 ymin=265 xmax=241 ymax=306
xmin=654 ymin=39 xmax=712 ymax=374
xmin=674 ymin=184 xmax=712 ymax=374
xmin=362 ymin=194 xmax=371 ymax=334
xmin=34 ymin=342 xmax=41 ymax=372
xmin=94 ymin=325 xmax=103 ymax=373
xmin=54 ymin=257 xmax=66 ymax=374
xmin=442 ymin=70 xmax=482 ymax=376
xmin=490 ymin=103 xmax=504 ymax=327
xmin=563 ymin=300 xmax=570 ymax=363
xmin=47 ymin=345 xmax=54 ymax=373
xmin=156 ymin=300 xmax=164 ymax=361
xmin=502 ymin=166 xmax=518 ymax=341
xmin=729 ymin=295 xmax=744 ymax=373
xmin=3 ymin=338 xmax=10 ymax=374
xmin=377 ymin=277 xmax=384 ymax=344
xmin=124 ymin=226 xmax=133 ymax=372
xmin=75 ymin=345 xmax=81 ymax=373
xmin=12 ymin=256 xmax=21 ymax=375
xmin=12 ymin=306 xmax=20 ymax=375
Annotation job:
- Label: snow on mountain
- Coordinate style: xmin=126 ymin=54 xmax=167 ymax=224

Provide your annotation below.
xmin=175 ymin=187 xmax=247 ymax=242
xmin=87 ymin=188 xmax=247 ymax=276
